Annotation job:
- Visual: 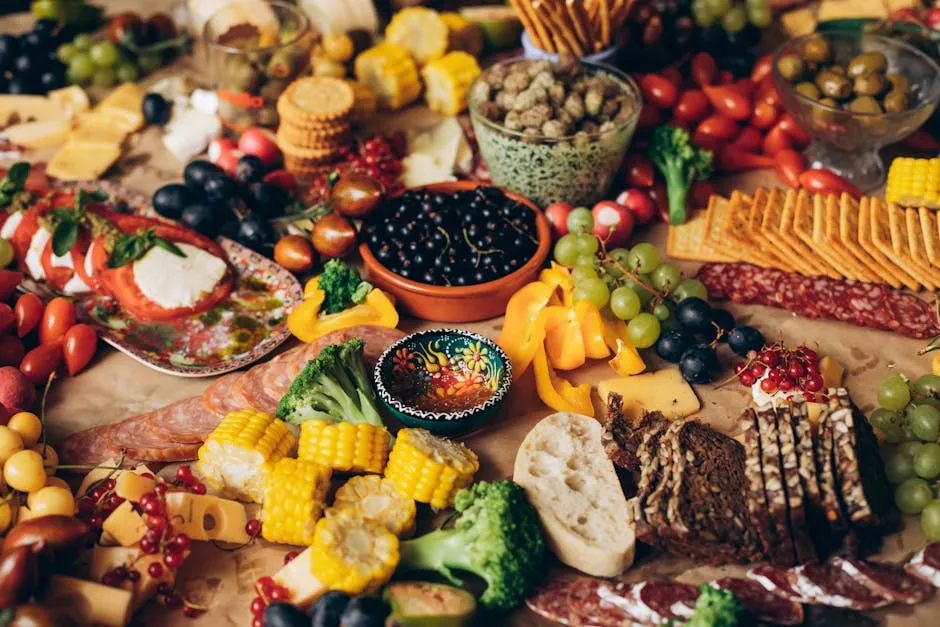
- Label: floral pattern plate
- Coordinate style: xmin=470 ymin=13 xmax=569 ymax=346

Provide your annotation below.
xmin=21 ymin=180 xmax=303 ymax=377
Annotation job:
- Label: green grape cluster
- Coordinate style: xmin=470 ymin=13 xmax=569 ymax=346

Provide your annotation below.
xmin=32 ymin=0 xmax=100 ymax=27
xmin=552 ymin=209 xmax=708 ymax=351
xmin=691 ymin=0 xmax=771 ymax=31
xmin=58 ymin=35 xmax=158 ymax=88
xmin=871 ymin=373 xmax=940 ymax=540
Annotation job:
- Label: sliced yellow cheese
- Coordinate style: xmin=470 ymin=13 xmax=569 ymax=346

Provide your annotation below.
xmin=76 ymin=463 xmax=152 ymax=498
xmin=1 ymin=119 xmax=71 ymax=148
xmin=597 ymin=368 xmax=701 ymax=420
xmin=46 ymin=576 xmax=134 ymax=627
xmin=0 ymin=95 xmax=67 ymax=125
xmin=164 ymin=492 xmax=251 ymax=544
xmin=780 ymin=7 xmax=816 ymax=38
xmin=48 ymin=85 xmax=90 ymax=118
xmin=95 ymin=83 xmax=145 ymax=132
xmin=818 ymin=0 xmax=886 ymax=20
xmin=46 ymin=141 xmax=122 ymax=181
xmin=272 ymin=546 xmax=327 ymax=609
xmin=114 ymin=471 xmax=155 ymax=503
xmin=90 ymin=545 xmax=181 ymax=612
xmin=101 ymin=501 xmax=147 ymax=547
xmin=819 ymin=356 xmax=845 ymax=389
xmin=71 ymin=113 xmax=129 ymax=145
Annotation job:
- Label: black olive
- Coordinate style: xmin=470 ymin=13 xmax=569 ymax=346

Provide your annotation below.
xmin=203 ymin=174 xmax=238 ymax=205
xmin=245 ymin=181 xmax=287 ymax=216
xmin=38 ymin=67 xmax=64 ymax=91
xmin=180 ymin=203 xmax=220 ymax=237
xmin=339 ymin=596 xmax=390 ymax=627
xmin=0 ymin=34 xmax=19 ymax=61
xmin=235 ymin=213 xmax=274 ymax=252
xmin=184 ymin=160 xmax=224 ymax=190
xmin=310 ymin=591 xmax=350 ymax=627
xmin=235 ymin=154 xmax=266 ymax=184
xmin=13 ymin=54 xmax=34 ymax=74
xmin=7 ymin=75 xmax=37 ymax=95
xmin=454 ymin=275 xmax=468 ymax=286
xmin=152 ymin=183 xmax=194 ymax=220
xmin=262 ymin=602 xmax=308 ymax=627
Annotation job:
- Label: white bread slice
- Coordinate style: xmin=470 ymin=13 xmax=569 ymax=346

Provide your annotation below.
xmin=513 ymin=412 xmax=635 ymax=577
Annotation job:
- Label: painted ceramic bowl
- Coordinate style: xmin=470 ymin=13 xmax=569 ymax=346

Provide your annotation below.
xmin=374 ymin=329 xmax=512 ymax=436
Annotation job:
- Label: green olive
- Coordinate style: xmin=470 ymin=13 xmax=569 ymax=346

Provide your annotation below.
xmin=266 ymin=50 xmax=297 ymax=79
xmin=259 ymin=79 xmax=289 ymax=102
xmin=802 ymin=35 xmax=833 ymax=64
xmin=853 ymin=73 xmax=888 ymax=97
xmin=883 ymin=89 xmax=911 ymax=113
xmin=848 ymin=95 xmax=883 ymax=114
xmin=795 ymin=81 xmax=821 ymax=100
xmin=847 ymin=51 xmax=888 ymax=78
xmin=222 ymin=57 xmax=262 ymax=92
xmin=777 ymin=54 xmax=804 ymax=82
xmin=815 ymin=70 xmax=852 ymax=100
xmin=887 ymin=73 xmax=911 ymax=96
xmin=818 ymin=97 xmax=839 ymax=108
xmin=827 ymin=64 xmax=846 ymax=75
xmin=257 ymin=106 xmax=279 ymax=126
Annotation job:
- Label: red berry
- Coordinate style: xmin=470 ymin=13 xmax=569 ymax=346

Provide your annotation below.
xmin=113 ymin=566 xmax=128 ymax=580
xmin=89 ymin=486 xmax=106 ymax=502
xmin=173 ymin=534 xmax=191 ymax=551
xmin=270 ymin=587 xmax=289 ymax=601
xmin=734 ymin=362 xmax=747 ymax=374
xmin=145 ymin=514 xmax=166 ymax=532
xmin=141 ymin=499 xmax=163 ymax=516
xmin=148 ymin=562 xmax=165 ymax=578
xmin=157 ymin=582 xmax=173 ymax=596
xmin=283 ymin=551 xmax=298 ymax=565
xmin=803 ymin=391 xmax=817 ymax=402
xmin=127 ymin=569 xmax=140 ymax=582
xmin=154 ymin=483 xmax=167 ymax=496
xmin=246 ymin=519 xmax=262 ymax=537
xmin=104 ymin=494 xmax=125 ymax=510
xmin=257 ymin=576 xmax=275 ymax=595
xmin=749 ymin=363 xmax=766 ymax=377
xmin=252 ymin=619 xmax=264 ymax=627
xmin=89 ymin=514 xmax=105 ymax=528
xmin=804 ymin=374 xmax=824 ymax=392
xmin=164 ymin=548 xmax=185 ymax=569
xmin=190 ymin=482 xmax=206 ymax=495
xmin=104 ymin=478 xmax=116 ymax=490
xmin=140 ymin=538 xmax=159 ymax=554
xmin=144 ymin=529 xmax=162 ymax=544
xmin=176 ymin=466 xmax=193 ymax=483
xmin=788 ymin=360 xmax=805 ymax=379
xmin=760 ymin=377 xmax=778 ymax=393
xmin=250 ymin=597 xmax=266 ymax=616
xmin=739 ymin=373 xmax=756 ymax=386
xmin=141 ymin=472 xmax=155 ymax=479
xmin=758 ymin=351 xmax=779 ymax=367
xmin=779 ymin=377 xmax=795 ymax=392
xmin=77 ymin=497 xmax=95 ymax=514
xmin=101 ymin=572 xmax=120 ymax=587
xmin=804 ymin=361 xmax=820 ymax=376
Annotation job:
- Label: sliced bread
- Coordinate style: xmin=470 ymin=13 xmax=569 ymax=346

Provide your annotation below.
xmin=757 ymin=404 xmax=797 ymax=566
xmin=602 ymin=392 xmax=668 ymax=472
xmin=776 ymin=402 xmax=817 ymax=564
xmin=742 ymin=408 xmax=778 ymax=560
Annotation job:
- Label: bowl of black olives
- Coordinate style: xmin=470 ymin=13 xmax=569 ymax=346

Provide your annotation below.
xmin=773 ymin=31 xmax=940 ymax=190
xmin=359 ymin=181 xmax=551 ymax=323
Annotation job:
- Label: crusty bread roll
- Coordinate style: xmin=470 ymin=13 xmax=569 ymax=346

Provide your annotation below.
xmin=513 ymin=412 xmax=635 ymax=578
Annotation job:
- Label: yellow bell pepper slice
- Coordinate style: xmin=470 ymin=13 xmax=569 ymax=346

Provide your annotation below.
xmin=538 ymin=263 xmax=574 ymax=307
xmin=542 ymin=306 xmax=586 ymax=371
xmin=574 ymin=300 xmax=610 ymax=360
xmin=288 ymin=288 xmax=398 ymax=343
xmin=497 ymin=281 xmax=556 ymax=370
xmin=533 ymin=344 xmax=594 ymax=417
xmin=609 ymin=339 xmax=646 ymax=377
xmin=303 ymin=276 xmax=320 ymax=299
xmin=507 ymin=307 xmax=550 ymax=376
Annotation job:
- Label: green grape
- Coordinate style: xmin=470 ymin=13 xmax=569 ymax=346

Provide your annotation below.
xmin=574 ymin=254 xmax=597 ymax=267
xmin=661 ymin=315 xmax=680 ymax=332
xmin=67 ymin=54 xmax=95 ymax=84
xmin=747 ymin=4 xmax=772 ymax=27
xmin=553 ymin=234 xmax=580 ymax=266
xmin=651 ymin=263 xmax=681 ymax=292
xmin=571 ymin=264 xmax=599 ymax=284
xmin=137 ymin=53 xmax=162 ymax=74
xmin=57 ymin=43 xmax=79 ymax=64
xmin=922 ymin=500 xmax=940 ymax=541
xmin=572 ymin=277 xmax=610 ymax=310
xmin=624 ymin=276 xmax=654 ymax=307
xmin=566 ymin=207 xmax=594 ymax=234
xmin=73 ymin=34 xmax=95 ymax=51
xmin=90 ymin=41 xmax=120 ymax=68
xmin=745 ymin=0 xmax=768 ymax=7
xmin=627 ymin=242 xmax=660 ymax=274
xmin=627 ymin=313 xmax=661 ymax=349
xmin=32 ymin=0 xmax=60 ymax=21
xmin=911 ymin=404 xmax=940 ymax=442
xmin=706 ymin=0 xmax=732 ymax=14
xmin=571 ymin=233 xmax=599 ymax=258
xmin=610 ymin=287 xmax=641 ymax=321
xmin=92 ymin=67 xmax=117 ymax=89
xmin=882 ymin=423 xmax=905 ymax=444
xmin=0 ymin=240 xmax=13 ymax=269
xmin=116 ymin=62 xmax=140 ymax=84
xmin=914 ymin=443 xmax=940 ymax=479
xmin=896 ymin=477 xmax=934 ymax=514
xmin=902 ymin=422 xmax=918 ymax=443
xmin=653 ymin=303 xmax=672 ymax=321
xmin=721 ymin=3 xmax=748 ymax=33
xmin=870 ymin=408 xmax=899 ymax=431
xmin=691 ymin=0 xmax=716 ymax=28
xmin=671 ymin=279 xmax=708 ymax=302
xmin=899 ymin=441 xmax=924 ymax=458
xmin=879 ymin=374 xmax=912 ymax=411
xmin=915 ymin=374 xmax=940 ymax=397
xmin=884 ymin=452 xmax=916 ymax=485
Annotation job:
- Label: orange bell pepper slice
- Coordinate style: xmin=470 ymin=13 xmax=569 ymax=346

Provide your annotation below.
xmin=542 ymin=306 xmax=586 ymax=371
xmin=533 ymin=344 xmax=594 ymax=417
xmin=601 ymin=318 xmax=646 ymax=376
xmin=497 ymin=281 xmax=556 ymax=366
xmin=287 ymin=288 xmax=398 ymax=343
xmin=538 ymin=263 xmax=574 ymax=307
xmin=574 ymin=300 xmax=610 ymax=360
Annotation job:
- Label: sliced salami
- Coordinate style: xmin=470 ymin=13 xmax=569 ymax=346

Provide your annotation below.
xmin=525 ymin=575 xmax=582 ymax=626
xmin=234 ymin=361 xmax=280 ymax=416
xmin=291 ymin=326 xmax=407 ymax=373
xmin=833 ymin=556 xmax=932 ymax=605
xmin=261 ymin=349 xmax=302 ymax=402
xmin=203 ymin=372 xmax=248 ymax=418
xmin=58 ymin=424 xmax=126 ymax=470
xmin=146 ymin=396 xmax=220 ymax=444
xmin=747 ymin=564 xmax=805 ymax=602
xmin=906 ymin=544 xmax=940 ymax=588
xmin=570 ymin=579 xmax=642 ymax=626
xmin=791 ymin=561 xmax=892 ymax=609
xmin=712 ymin=577 xmax=804 ymax=626
xmin=624 ymin=581 xmax=699 ymax=624
xmin=107 ymin=416 xmax=201 ymax=462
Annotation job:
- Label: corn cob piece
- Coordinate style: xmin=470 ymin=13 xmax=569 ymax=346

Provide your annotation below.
xmin=348 ymin=80 xmax=377 ymax=126
xmin=383 ymin=429 xmax=479 ymax=510
xmin=886 ymin=157 xmax=940 ymax=209
xmin=385 ymin=7 xmax=449 ymax=66
xmin=329 ymin=475 xmax=416 ymax=538
xmin=354 ymin=43 xmax=422 ymax=111
xmin=261 ymin=458 xmax=332 ymax=546
xmin=197 ymin=409 xmax=294 ymax=503
xmin=421 ymin=51 xmax=481 ymax=116
xmin=298 ymin=420 xmax=390 ymax=475
xmin=441 ymin=12 xmax=484 ymax=57
xmin=309 ymin=510 xmax=399 ymax=595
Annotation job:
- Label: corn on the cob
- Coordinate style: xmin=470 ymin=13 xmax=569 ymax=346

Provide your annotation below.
xmin=348 ymin=80 xmax=378 ymax=126
xmin=421 ymin=51 xmax=481 ymax=116
xmin=441 ymin=12 xmax=484 ymax=57
xmin=329 ymin=475 xmax=416 ymax=538
xmin=886 ymin=157 xmax=940 ymax=209
xmin=383 ymin=429 xmax=478 ymax=510
xmin=385 ymin=7 xmax=449 ymax=66
xmin=308 ymin=510 xmax=399 ymax=595
xmin=354 ymin=43 xmax=422 ymax=111
xmin=261 ymin=458 xmax=332 ymax=546
xmin=197 ymin=409 xmax=294 ymax=504
xmin=298 ymin=420 xmax=390 ymax=475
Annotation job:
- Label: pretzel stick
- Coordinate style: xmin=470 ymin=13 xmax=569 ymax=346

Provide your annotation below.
xmin=565 ymin=0 xmax=590 ymax=50
xmin=547 ymin=0 xmax=586 ymax=54
xmin=513 ymin=0 xmax=555 ymax=52
xmin=598 ymin=0 xmax=610 ymax=47
xmin=535 ymin=0 xmax=586 ymax=56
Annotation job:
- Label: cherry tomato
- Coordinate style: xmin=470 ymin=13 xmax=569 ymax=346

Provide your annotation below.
xmin=665 ymin=117 xmax=691 ymax=132
xmin=691 ymin=131 xmax=723 ymax=152
xmin=775 ymin=114 xmax=812 ymax=147
xmin=900 ymin=128 xmax=940 ymax=152
xmin=63 ymin=324 xmax=97 ymax=376
xmin=718 ymin=70 xmax=735 ymax=84
xmin=622 ymin=154 xmax=655 ymax=188
xmin=648 ymin=181 xmax=669 ymax=223
xmin=591 ymin=201 xmax=634 ymax=247
xmin=615 ymin=189 xmax=656 ymax=226
xmin=757 ymin=77 xmax=781 ymax=107
xmin=0 ymin=336 xmax=24 ymax=368
xmin=14 ymin=294 xmax=42 ymax=338
xmin=311 ymin=213 xmax=357 ymax=259
xmin=144 ymin=13 xmax=177 ymax=43
xmin=674 ymin=89 xmax=711 ymax=124
xmin=751 ymin=101 xmax=779 ymax=130
xmin=0 ymin=304 xmax=13 ymax=336
xmin=637 ymin=103 xmax=660 ymax=132
xmin=38 ymin=297 xmax=76 ymax=346
xmin=730 ymin=126 xmax=763 ymax=153
xmin=798 ymin=169 xmax=863 ymax=200
xmin=689 ymin=52 xmax=717 ymax=88
xmin=640 ymin=74 xmax=679 ymax=110
xmin=691 ymin=181 xmax=717 ymax=209
xmin=273 ymin=235 xmax=316 ymax=273
xmin=774 ymin=150 xmax=806 ymax=188
xmin=107 ymin=12 xmax=145 ymax=45
xmin=732 ymin=79 xmax=755 ymax=98
xmin=703 ymin=85 xmax=751 ymax=121
xmin=717 ymin=146 xmax=775 ymax=172
xmin=695 ymin=114 xmax=739 ymax=141
xmin=660 ymin=66 xmax=684 ymax=90
xmin=751 ymin=53 xmax=774 ymax=84
xmin=20 ymin=341 xmax=63 ymax=386
xmin=762 ymin=126 xmax=794 ymax=156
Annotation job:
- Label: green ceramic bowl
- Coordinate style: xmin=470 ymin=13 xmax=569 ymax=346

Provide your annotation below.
xmin=374 ymin=329 xmax=512 ymax=436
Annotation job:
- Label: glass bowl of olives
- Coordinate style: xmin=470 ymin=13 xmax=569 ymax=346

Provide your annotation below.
xmin=204 ymin=1 xmax=315 ymax=131
xmin=773 ymin=31 xmax=940 ymax=190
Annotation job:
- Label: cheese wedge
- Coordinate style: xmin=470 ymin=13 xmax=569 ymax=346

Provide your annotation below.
xmin=101 ymin=501 xmax=147 ymax=547
xmin=597 ymin=368 xmax=700 ymax=420
xmin=46 ymin=576 xmax=134 ymax=627
xmin=95 ymin=83 xmax=145 ymax=132
xmin=0 ymin=95 xmax=68 ymax=125
xmin=72 ymin=112 xmax=130 ymax=145
xmin=46 ymin=141 xmax=122 ymax=181
xmin=164 ymin=492 xmax=252 ymax=544
xmin=272 ymin=546 xmax=328 ymax=608
xmin=48 ymin=85 xmax=90 ymax=118
xmin=1 ymin=119 xmax=71 ymax=148
xmin=114 ymin=471 xmax=155 ymax=503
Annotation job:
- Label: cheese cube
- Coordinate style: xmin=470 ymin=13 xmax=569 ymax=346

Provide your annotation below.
xmin=46 ymin=141 xmax=121 ymax=181
xmin=101 ymin=501 xmax=147 ymax=547
xmin=598 ymin=368 xmax=701 ymax=420
xmin=0 ymin=95 xmax=67 ymax=125
xmin=272 ymin=547 xmax=326 ymax=609
xmin=164 ymin=492 xmax=251 ymax=544
xmin=76 ymin=463 xmax=151 ymax=498
xmin=46 ymin=576 xmax=133 ymax=627
xmin=90 ymin=546 xmax=181 ymax=611
xmin=819 ymin=356 xmax=845 ymax=389
xmin=114 ymin=472 xmax=155 ymax=503
xmin=1 ymin=119 xmax=71 ymax=148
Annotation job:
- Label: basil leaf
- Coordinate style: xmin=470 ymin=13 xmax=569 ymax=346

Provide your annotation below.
xmin=52 ymin=220 xmax=79 ymax=257
xmin=49 ymin=208 xmax=73 ymax=222
xmin=88 ymin=188 xmax=109 ymax=202
xmin=108 ymin=235 xmax=140 ymax=268
xmin=1 ymin=163 xmax=29 ymax=192
xmin=154 ymin=237 xmax=186 ymax=258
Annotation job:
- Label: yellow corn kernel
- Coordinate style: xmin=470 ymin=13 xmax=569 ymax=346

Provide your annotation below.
xmin=262 ymin=458 xmax=332 ymax=546
xmin=886 ymin=157 xmax=940 ymax=209
xmin=298 ymin=420 xmax=389 ymax=475
xmin=440 ymin=12 xmax=484 ymax=57
xmin=354 ymin=43 xmax=422 ymax=111
xmin=421 ymin=51 xmax=481 ymax=116
xmin=309 ymin=511 xmax=399 ymax=595
xmin=197 ymin=409 xmax=294 ymax=503
xmin=328 ymin=475 xmax=416 ymax=538
xmin=385 ymin=7 xmax=449 ymax=66
xmin=383 ymin=428 xmax=478 ymax=510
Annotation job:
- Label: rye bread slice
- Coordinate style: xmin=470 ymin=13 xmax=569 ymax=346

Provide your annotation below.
xmin=602 ymin=393 xmax=668 ymax=472
xmin=790 ymin=397 xmax=833 ymax=558
xmin=812 ymin=403 xmax=849 ymax=540
xmin=742 ymin=408 xmax=778 ymax=560
xmin=630 ymin=420 xmax=672 ymax=548
xmin=645 ymin=421 xmax=682 ymax=533
xmin=776 ymin=402 xmax=817 ymax=564
xmin=757 ymin=404 xmax=797 ymax=566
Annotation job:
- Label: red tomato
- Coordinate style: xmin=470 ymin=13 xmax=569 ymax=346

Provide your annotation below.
xmin=798 ymin=169 xmax=863 ymax=200
xmin=695 ymin=114 xmax=739 ymax=141
xmin=666 ymin=117 xmax=691 ymax=132
xmin=615 ymin=189 xmax=656 ymax=226
xmin=0 ymin=270 xmax=22 ymax=303
xmin=622 ymin=154 xmax=655 ymax=188
xmin=757 ymin=77 xmax=781 ymax=107
xmin=0 ymin=336 xmax=24 ymax=368
xmin=237 ymin=127 xmax=281 ymax=167
xmin=674 ymin=89 xmax=711 ymax=124
xmin=660 ymin=66 xmax=684 ymax=90
xmin=637 ymin=103 xmax=660 ymax=132
xmin=648 ymin=181 xmax=669 ymax=223
xmin=751 ymin=101 xmax=779 ymax=130
xmin=751 ymin=53 xmax=774 ymax=84
xmin=544 ymin=202 xmax=574 ymax=238
xmin=690 ymin=52 xmax=717 ymax=88
xmin=63 ymin=324 xmax=97 ymax=376
xmin=703 ymin=85 xmax=751 ymax=121
xmin=774 ymin=150 xmax=806 ymax=187
xmin=20 ymin=341 xmax=63 ymax=386
xmin=717 ymin=145 xmax=775 ymax=172
xmin=899 ymin=129 xmax=940 ymax=152
xmin=14 ymin=293 xmax=42 ymax=338
xmin=762 ymin=126 xmax=794 ymax=156
xmin=718 ymin=70 xmax=734 ymax=84
xmin=691 ymin=131 xmax=723 ymax=152
xmin=0 ymin=305 xmax=13 ymax=337
xmin=23 ymin=169 xmax=50 ymax=194
xmin=730 ymin=126 xmax=763 ymax=153
xmin=38 ymin=297 xmax=76 ymax=345
xmin=732 ymin=79 xmax=755 ymax=98
xmin=776 ymin=113 xmax=812 ymax=147
xmin=592 ymin=201 xmax=635 ymax=247
xmin=691 ymin=181 xmax=717 ymax=209
xmin=640 ymin=74 xmax=679 ymax=110
xmin=262 ymin=170 xmax=298 ymax=194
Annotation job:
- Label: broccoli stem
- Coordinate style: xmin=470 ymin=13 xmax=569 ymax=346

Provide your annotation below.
xmin=663 ymin=166 xmax=692 ymax=226
xmin=399 ymin=528 xmax=482 ymax=588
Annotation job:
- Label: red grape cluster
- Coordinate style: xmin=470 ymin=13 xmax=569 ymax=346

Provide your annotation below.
xmin=251 ymin=575 xmax=293 ymax=627
xmin=736 ymin=344 xmax=824 ymax=400
xmin=309 ymin=133 xmax=407 ymax=203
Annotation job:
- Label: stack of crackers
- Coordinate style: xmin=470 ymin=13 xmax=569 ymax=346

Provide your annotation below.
xmin=275 ymin=76 xmax=354 ymax=180
xmin=668 ymin=187 xmax=940 ymax=291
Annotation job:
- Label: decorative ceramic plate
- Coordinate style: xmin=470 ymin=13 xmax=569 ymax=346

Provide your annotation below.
xmin=21 ymin=180 xmax=303 ymax=377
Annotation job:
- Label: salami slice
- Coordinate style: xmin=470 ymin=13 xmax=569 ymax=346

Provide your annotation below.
xmin=107 ymin=416 xmax=201 ymax=462
xmin=234 ymin=361 xmax=280 ymax=416
xmin=791 ymin=561 xmax=892 ymax=609
xmin=58 ymin=424 xmax=126 ymax=469
xmin=203 ymin=372 xmax=248 ymax=417
xmin=833 ymin=556 xmax=931 ymax=605
xmin=712 ymin=577 xmax=805 ymax=626
xmin=291 ymin=326 xmax=407 ymax=374
xmin=261 ymin=348 xmax=302 ymax=402
xmin=525 ymin=576 xmax=582 ymax=626
xmin=624 ymin=581 xmax=699 ymax=624
xmin=747 ymin=564 xmax=805 ymax=602
xmin=570 ymin=579 xmax=641 ymax=626
xmin=146 ymin=396 xmax=220 ymax=444
xmin=906 ymin=544 xmax=940 ymax=588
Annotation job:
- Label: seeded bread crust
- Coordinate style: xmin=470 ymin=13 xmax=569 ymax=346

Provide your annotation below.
xmin=813 ymin=403 xmax=848 ymax=539
xmin=742 ymin=408 xmax=778 ymax=560
xmin=602 ymin=393 xmax=668 ymax=472
xmin=757 ymin=404 xmax=797 ymax=566
xmin=776 ymin=403 xmax=817 ymax=564
xmin=630 ymin=421 xmax=671 ymax=548
xmin=646 ymin=421 xmax=682 ymax=533
xmin=790 ymin=397 xmax=833 ymax=558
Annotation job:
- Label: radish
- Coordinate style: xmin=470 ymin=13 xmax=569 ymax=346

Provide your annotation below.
xmin=592 ymin=200 xmax=634 ymax=247
xmin=616 ymin=189 xmax=656 ymax=226
xmin=544 ymin=202 xmax=574 ymax=238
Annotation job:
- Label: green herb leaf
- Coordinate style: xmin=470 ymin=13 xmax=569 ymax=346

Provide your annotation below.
xmin=108 ymin=234 xmax=145 ymax=268
xmin=88 ymin=188 xmax=109 ymax=202
xmin=52 ymin=219 xmax=79 ymax=257
xmin=48 ymin=208 xmax=74 ymax=222
xmin=154 ymin=236 xmax=186 ymax=258
xmin=1 ymin=163 xmax=30 ymax=192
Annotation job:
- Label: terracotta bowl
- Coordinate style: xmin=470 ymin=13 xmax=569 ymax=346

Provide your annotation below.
xmin=358 ymin=181 xmax=551 ymax=322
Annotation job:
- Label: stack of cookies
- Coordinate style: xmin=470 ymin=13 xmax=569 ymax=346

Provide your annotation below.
xmin=276 ymin=76 xmax=355 ymax=180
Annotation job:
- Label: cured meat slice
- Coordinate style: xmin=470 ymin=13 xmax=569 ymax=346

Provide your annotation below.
xmin=234 ymin=361 xmax=280 ymax=416
xmin=146 ymin=396 xmax=220 ymax=444
xmin=757 ymin=405 xmax=796 ymax=566
xmin=741 ymin=408 xmax=778 ymax=561
xmin=261 ymin=348 xmax=302 ymax=402
xmin=712 ymin=577 xmax=805 ymax=626
xmin=834 ymin=556 xmax=932 ymax=605
xmin=747 ymin=564 xmax=805 ymax=602
xmin=791 ymin=561 xmax=892 ymax=609
xmin=202 ymin=372 xmax=248 ymax=417
xmin=525 ymin=575 xmax=581 ymax=626
xmin=623 ymin=581 xmax=698 ymax=624
xmin=570 ymin=579 xmax=643 ymax=626
xmin=906 ymin=544 xmax=940 ymax=588
xmin=58 ymin=424 xmax=126 ymax=469
xmin=776 ymin=403 xmax=816 ymax=564
xmin=106 ymin=416 xmax=201 ymax=462
xmin=290 ymin=326 xmax=408 ymax=375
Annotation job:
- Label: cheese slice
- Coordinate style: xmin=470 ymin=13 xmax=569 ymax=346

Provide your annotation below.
xmin=114 ymin=471 xmax=155 ymax=503
xmin=48 ymin=85 xmax=90 ymax=118
xmin=164 ymin=492 xmax=251 ymax=544
xmin=0 ymin=211 xmax=23 ymax=240
xmin=46 ymin=576 xmax=133 ymax=627
xmin=820 ymin=356 xmax=845 ymax=388
xmin=90 ymin=545 xmax=182 ymax=612
xmin=272 ymin=546 xmax=327 ymax=608
xmin=71 ymin=113 xmax=129 ymax=146
xmin=597 ymin=368 xmax=701 ymax=420
xmin=1 ymin=119 xmax=71 ymax=148
xmin=24 ymin=228 xmax=51 ymax=280
xmin=77 ymin=463 xmax=153 ymax=498
xmin=46 ymin=141 xmax=122 ymax=181
xmin=95 ymin=83 xmax=145 ymax=132
xmin=132 ymin=243 xmax=227 ymax=309
xmin=0 ymin=95 xmax=67 ymax=125
xmin=101 ymin=501 xmax=147 ymax=547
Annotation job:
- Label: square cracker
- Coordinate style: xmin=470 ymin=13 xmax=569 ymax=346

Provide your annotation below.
xmin=778 ymin=188 xmax=840 ymax=279
xmin=758 ymin=187 xmax=825 ymax=276
xmin=791 ymin=190 xmax=855 ymax=280
xmin=703 ymin=194 xmax=739 ymax=261
xmin=857 ymin=198 xmax=921 ymax=291
xmin=906 ymin=207 xmax=933 ymax=268
xmin=869 ymin=197 xmax=934 ymax=290
xmin=887 ymin=200 xmax=940 ymax=287
xmin=821 ymin=193 xmax=880 ymax=283
xmin=838 ymin=195 xmax=906 ymax=289
xmin=668 ymin=199 xmax=733 ymax=262
xmin=721 ymin=191 xmax=778 ymax=268
xmin=747 ymin=187 xmax=799 ymax=273
xmin=815 ymin=194 xmax=876 ymax=282
xmin=919 ymin=207 xmax=938 ymax=266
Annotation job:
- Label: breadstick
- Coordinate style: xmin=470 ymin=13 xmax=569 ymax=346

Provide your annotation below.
xmin=599 ymin=0 xmax=610 ymax=47
xmin=513 ymin=0 xmax=555 ymax=52
xmin=535 ymin=0 xmax=585 ymax=56
xmin=565 ymin=0 xmax=590 ymax=49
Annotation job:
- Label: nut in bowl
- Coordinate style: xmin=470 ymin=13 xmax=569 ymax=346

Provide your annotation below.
xmin=773 ymin=31 xmax=940 ymax=191
xmin=374 ymin=329 xmax=512 ymax=436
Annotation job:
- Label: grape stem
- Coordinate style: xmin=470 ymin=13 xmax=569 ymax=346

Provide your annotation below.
xmin=597 ymin=239 xmax=669 ymax=302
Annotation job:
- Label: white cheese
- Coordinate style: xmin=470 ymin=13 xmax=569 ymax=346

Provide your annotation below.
xmin=24 ymin=228 xmax=50 ymax=280
xmin=48 ymin=248 xmax=92 ymax=294
xmin=132 ymin=243 xmax=226 ymax=310
xmin=0 ymin=211 xmax=23 ymax=240
xmin=162 ymin=106 xmax=222 ymax=162
xmin=84 ymin=240 xmax=96 ymax=278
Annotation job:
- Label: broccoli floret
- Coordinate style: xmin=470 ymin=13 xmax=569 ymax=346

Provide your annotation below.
xmin=275 ymin=338 xmax=383 ymax=426
xmin=648 ymin=126 xmax=713 ymax=226
xmin=397 ymin=480 xmax=546 ymax=613
xmin=682 ymin=585 xmax=747 ymax=627
xmin=317 ymin=259 xmax=372 ymax=314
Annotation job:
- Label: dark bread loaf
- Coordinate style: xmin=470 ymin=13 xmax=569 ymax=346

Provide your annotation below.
xmin=776 ymin=403 xmax=817 ymax=564
xmin=602 ymin=393 xmax=667 ymax=472
xmin=742 ymin=408 xmax=778 ymax=560
xmin=790 ymin=397 xmax=835 ymax=558
xmin=813 ymin=402 xmax=849 ymax=542
xmin=757 ymin=404 xmax=797 ymax=566
xmin=629 ymin=420 xmax=673 ymax=549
